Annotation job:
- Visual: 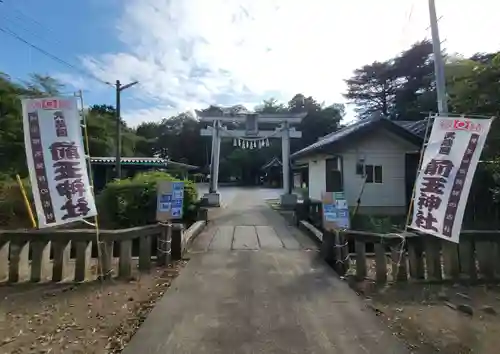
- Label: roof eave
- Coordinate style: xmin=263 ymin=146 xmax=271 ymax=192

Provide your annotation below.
xmin=291 ymin=118 xmax=424 ymax=161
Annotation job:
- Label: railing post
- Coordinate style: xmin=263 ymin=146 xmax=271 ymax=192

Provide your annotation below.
xmin=197 ymin=207 xmax=208 ymax=223
xmin=118 ymin=238 xmax=133 ymax=279
xmin=374 ymin=242 xmax=387 ymax=283
xmin=31 ymin=240 xmax=51 ymax=282
xmin=75 ymin=240 xmax=92 ymax=282
xmin=320 ymin=230 xmax=336 ymax=265
xmin=52 ymin=240 xmax=71 ymax=282
xmin=294 ymin=201 xmax=306 ymax=226
xmin=97 ymin=239 xmax=113 ymax=280
xmin=391 ymin=240 xmax=408 ymax=282
xmin=338 ymin=231 xmax=350 ymax=275
xmin=355 ymin=240 xmax=367 ymax=280
xmin=157 ymin=223 xmax=172 ymax=266
xmin=0 ymin=241 xmax=8 ymax=281
xmin=9 ymin=240 xmax=29 ymax=283
xmin=139 ymin=233 xmax=152 ymax=272
xmin=171 ymin=224 xmax=185 ymax=261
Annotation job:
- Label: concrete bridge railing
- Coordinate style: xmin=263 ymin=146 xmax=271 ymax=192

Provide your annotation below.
xmin=296 ymin=200 xmax=500 ymax=284
xmin=0 ymin=220 xmax=206 ymax=284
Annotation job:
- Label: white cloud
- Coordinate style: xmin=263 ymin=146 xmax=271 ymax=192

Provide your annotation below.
xmin=83 ymin=0 xmax=500 ymax=125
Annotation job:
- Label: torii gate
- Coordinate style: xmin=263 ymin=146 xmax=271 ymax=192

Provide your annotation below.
xmin=197 ymin=106 xmax=305 ymax=206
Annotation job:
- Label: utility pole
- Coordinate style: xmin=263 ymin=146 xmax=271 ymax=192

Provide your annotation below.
xmin=428 ymin=0 xmax=448 ymax=114
xmin=115 ymin=79 xmax=138 ymax=179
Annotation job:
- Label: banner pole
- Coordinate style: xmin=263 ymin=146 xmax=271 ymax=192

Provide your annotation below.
xmin=16 ymin=174 xmax=37 ymax=229
xmin=404 ymin=113 xmax=435 ymax=231
xmin=76 ymin=91 xmax=105 ymax=278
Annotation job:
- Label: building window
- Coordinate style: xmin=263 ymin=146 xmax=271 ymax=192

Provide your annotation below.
xmin=365 ymin=165 xmax=383 ymax=183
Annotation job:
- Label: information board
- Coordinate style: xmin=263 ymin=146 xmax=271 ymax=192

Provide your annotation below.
xmin=321 ymin=191 xmax=350 ymax=231
xmin=156 ymin=181 xmax=184 ymax=222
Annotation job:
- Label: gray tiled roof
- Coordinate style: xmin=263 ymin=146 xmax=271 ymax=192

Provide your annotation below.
xmin=392 ymin=120 xmax=428 ymax=139
xmin=291 ymin=117 xmax=425 ymax=160
xmin=291 ymin=117 xmax=380 ymax=159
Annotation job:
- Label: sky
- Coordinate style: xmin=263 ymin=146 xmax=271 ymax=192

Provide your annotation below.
xmin=1 ymin=0 xmax=500 ymax=127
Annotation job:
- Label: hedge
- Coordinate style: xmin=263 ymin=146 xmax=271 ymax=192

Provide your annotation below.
xmin=0 ymin=177 xmax=34 ymax=229
xmin=96 ymin=171 xmax=198 ymax=228
xmin=0 ymin=171 xmax=198 ymax=229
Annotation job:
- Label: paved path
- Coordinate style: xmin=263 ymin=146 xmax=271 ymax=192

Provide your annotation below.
xmin=124 ymin=188 xmax=409 ymax=354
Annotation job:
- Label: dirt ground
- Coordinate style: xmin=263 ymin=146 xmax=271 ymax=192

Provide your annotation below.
xmin=0 ymin=260 xmax=187 ymax=354
xmin=352 ymin=280 xmax=500 ymax=353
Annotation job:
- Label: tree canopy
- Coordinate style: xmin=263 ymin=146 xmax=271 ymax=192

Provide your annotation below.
xmin=2 ymin=38 xmax=500 ymax=183
xmin=345 ymin=40 xmax=436 ymax=121
xmin=0 ymin=72 xmax=344 ymax=182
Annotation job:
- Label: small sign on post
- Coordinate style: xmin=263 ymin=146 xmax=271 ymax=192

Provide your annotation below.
xmin=156 ymin=181 xmax=184 ymax=222
xmin=321 ymin=191 xmax=350 ymax=273
xmin=321 ymin=191 xmax=350 ymax=231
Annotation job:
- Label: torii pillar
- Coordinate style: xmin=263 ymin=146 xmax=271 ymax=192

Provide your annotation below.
xmin=198 ymin=109 xmax=305 ymax=207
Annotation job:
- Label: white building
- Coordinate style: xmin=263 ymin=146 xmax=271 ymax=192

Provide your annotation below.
xmin=291 ymin=117 xmax=426 ymax=215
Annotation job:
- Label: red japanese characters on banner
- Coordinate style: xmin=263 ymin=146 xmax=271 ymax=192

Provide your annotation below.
xmin=410 ymin=116 xmax=492 ymax=243
xmin=21 ymin=97 xmax=96 ymax=228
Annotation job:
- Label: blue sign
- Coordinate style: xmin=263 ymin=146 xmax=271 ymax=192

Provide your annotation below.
xmin=170 ymin=181 xmax=184 ymax=219
xmin=157 ymin=181 xmax=185 ymax=219
xmin=159 ymin=200 xmax=171 ymax=212
xmin=172 ymin=182 xmax=184 ymax=191
xmin=322 ymin=192 xmax=350 ymax=229
xmin=173 ymin=190 xmax=184 ymax=199
xmin=160 ymin=194 xmax=172 ymax=203
xmin=171 ymin=208 xmax=181 ymax=217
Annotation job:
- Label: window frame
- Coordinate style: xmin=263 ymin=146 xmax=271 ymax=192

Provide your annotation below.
xmin=364 ymin=164 xmax=383 ymax=184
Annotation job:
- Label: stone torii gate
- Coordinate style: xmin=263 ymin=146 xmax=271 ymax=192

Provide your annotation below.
xmin=197 ymin=106 xmax=305 ymax=207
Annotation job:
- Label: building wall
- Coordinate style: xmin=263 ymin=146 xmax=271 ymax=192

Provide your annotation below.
xmin=295 ymin=154 xmax=332 ymax=201
xmin=297 ymin=127 xmax=419 ymax=214
xmin=308 ymin=158 xmax=327 ymax=201
xmin=340 ymin=128 xmax=418 ymax=214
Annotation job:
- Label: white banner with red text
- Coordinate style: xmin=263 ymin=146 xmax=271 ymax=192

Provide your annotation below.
xmin=409 ymin=116 xmax=493 ymax=243
xmin=21 ymin=97 xmax=97 ymax=228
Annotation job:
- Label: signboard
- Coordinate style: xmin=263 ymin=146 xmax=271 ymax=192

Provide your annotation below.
xmin=245 ymin=115 xmax=258 ymax=136
xmin=409 ymin=116 xmax=493 ymax=243
xmin=156 ymin=181 xmax=184 ymax=221
xmin=322 ymin=191 xmax=350 ymax=231
xmin=21 ymin=97 xmax=97 ymax=228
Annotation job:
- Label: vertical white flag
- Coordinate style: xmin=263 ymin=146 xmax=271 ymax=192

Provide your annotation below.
xmin=409 ymin=116 xmax=493 ymax=243
xmin=22 ymin=97 xmax=97 ymax=228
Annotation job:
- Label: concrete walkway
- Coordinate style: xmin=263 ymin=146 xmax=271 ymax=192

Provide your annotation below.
xmin=123 ymin=188 xmax=409 ymax=354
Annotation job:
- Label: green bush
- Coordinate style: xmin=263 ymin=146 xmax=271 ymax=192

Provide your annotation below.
xmin=96 ymin=171 xmax=198 ymax=228
xmin=0 ymin=177 xmax=35 ymax=229
xmin=350 ymin=213 xmax=405 ymax=233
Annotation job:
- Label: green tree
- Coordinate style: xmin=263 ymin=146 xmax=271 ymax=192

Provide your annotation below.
xmin=345 ymin=40 xmax=436 ymax=121
xmin=24 ymin=74 xmax=65 ymax=96
xmin=136 ymin=113 xmax=209 ymax=168
xmin=0 ymin=73 xmax=68 ymax=177
xmin=85 ymin=104 xmax=140 ymax=157
xmin=287 ymin=94 xmax=344 ymax=150
xmin=446 ymin=52 xmax=500 ymax=158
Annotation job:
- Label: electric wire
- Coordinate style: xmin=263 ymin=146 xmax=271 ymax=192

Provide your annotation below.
xmin=0 ymin=25 xmax=112 ymax=87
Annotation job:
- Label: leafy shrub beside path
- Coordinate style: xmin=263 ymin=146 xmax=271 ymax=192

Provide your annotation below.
xmin=0 ymin=172 xmax=198 ymax=229
xmin=96 ymin=172 xmax=198 ymax=229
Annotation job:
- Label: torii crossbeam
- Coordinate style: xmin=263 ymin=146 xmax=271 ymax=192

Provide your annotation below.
xmin=197 ymin=106 xmax=305 ymax=207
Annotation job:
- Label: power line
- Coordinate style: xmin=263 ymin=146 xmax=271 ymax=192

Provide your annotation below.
xmin=0 ymin=25 xmax=112 ymax=87
xmin=0 ymin=12 xmax=65 ymax=48
xmin=1 ymin=1 xmax=165 ymax=108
